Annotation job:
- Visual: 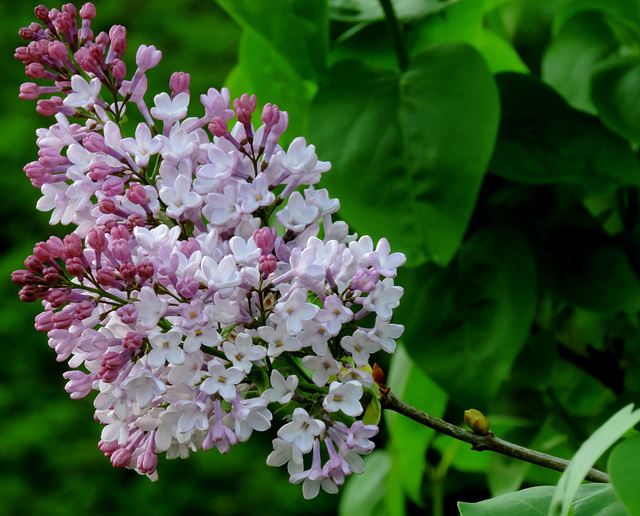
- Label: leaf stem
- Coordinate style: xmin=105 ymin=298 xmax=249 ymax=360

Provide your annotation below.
xmin=380 ymin=390 xmax=610 ymax=483
xmin=378 ymin=0 xmax=408 ymax=72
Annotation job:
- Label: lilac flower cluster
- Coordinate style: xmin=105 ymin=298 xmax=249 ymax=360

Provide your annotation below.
xmin=12 ymin=3 xmax=405 ymax=498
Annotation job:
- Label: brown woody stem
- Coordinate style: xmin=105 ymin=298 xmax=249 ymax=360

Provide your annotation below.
xmin=380 ymin=390 xmax=610 ymax=484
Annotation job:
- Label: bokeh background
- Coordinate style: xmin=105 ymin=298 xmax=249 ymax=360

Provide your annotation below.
xmin=0 ymin=2 xmax=339 ymax=514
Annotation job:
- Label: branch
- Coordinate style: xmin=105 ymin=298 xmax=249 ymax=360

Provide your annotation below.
xmin=380 ymin=390 xmax=610 ymax=484
xmin=378 ymin=0 xmax=408 ymax=72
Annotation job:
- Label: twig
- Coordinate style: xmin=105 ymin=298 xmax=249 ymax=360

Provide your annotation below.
xmin=380 ymin=390 xmax=610 ymax=483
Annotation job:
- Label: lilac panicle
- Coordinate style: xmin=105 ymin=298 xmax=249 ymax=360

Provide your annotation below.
xmin=12 ymin=2 xmax=406 ymax=496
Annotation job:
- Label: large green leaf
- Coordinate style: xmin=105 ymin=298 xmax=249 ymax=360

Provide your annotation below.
xmin=214 ymin=0 xmax=328 ymax=80
xmin=608 ymin=434 xmax=640 ymax=515
xmin=549 ymin=404 xmax=640 ymax=516
xmin=490 ymin=73 xmax=640 ymax=195
xmin=458 ymin=484 xmax=625 ymax=516
xmin=385 ymin=345 xmax=448 ymax=505
xmin=395 ymin=226 xmax=536 ymax=408
xmin=591 ymin=57 xmax=640 ymax=146
xmin=338 ymin=451 xmax=390 ymax=516
xmin=552 ymin=0 xmax=640 ymax=35
xmin=542 ymin=12 xmax=618 ymax=114
xmin=310 ymin=42 xmax=500 ymax=266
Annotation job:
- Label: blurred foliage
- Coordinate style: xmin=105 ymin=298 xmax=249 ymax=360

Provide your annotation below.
xmin=6 ymin=0 xmax=640 ymax=515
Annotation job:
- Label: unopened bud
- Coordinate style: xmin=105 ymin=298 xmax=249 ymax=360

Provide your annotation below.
xmin=464 ymin=409 xmax=490 ymax=436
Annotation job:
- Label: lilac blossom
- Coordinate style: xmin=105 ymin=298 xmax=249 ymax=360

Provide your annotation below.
xmin=12 ymin=2 xmax=406 ymax=499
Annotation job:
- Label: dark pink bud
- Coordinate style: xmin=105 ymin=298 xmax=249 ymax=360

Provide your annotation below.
xmin=24 ymin=255 xmax=44 ymax=273
xmin=112 ymin=239 xmax=131 ymax=262
xmin=89 ymin=44 xmax=104 ymax=62
xmin=122 ymin=332 xmax=142 ymax=352
xmin=20 ymin=285 xmax=42 ymax=302
xmin=261 ymin=103 xmax=281 ymax=126
xmin=14 ymin=46 xmax=30 ymax=64
xmin=42 ymin=266 xmax=61 ymax=284
xmin=96 ymin=267 xmax=116 ymax=287
xmin=25 ymin=63 xmax=46 ymax=79
xmin=119 ymin=262 xmax=137 ymax=281
xmin=208 ymin=118 xmax=228 ymax=138
xmin=99 ymin=198 xmax=117 ymax=214
xmin=111 ymin=59 xmax=126 ymax=80
xmin=63 ymin=233 xmax=83 ymax=258
xmin=80 ymin=3 xmax=96 ymax=20
xmin=12 ymin=270 xmax=37 ymax=286
xmin=74 ymin=47 xmax=98 ymax=73
xmin=38 ymin=148 xmax=62 ymax=167
xmin=253 ymin=227 xmax=277 ymax=254
xmin=34 ymin=242 xmax=53 ymax=263
xmin=99 ymin=440 xmax=120 ymax=456
xmin=36 ymin=98 xmax=60 ymax=116
xmin=125 ymin=183 xmax=147 ymax=205
xmin=53 ymin=310 xmax=74 ymax=329
xmin=46 ymin=236 xmax=64 ymax=258
xmin=35 ymin=5 xmax=49 ymax=20
xmin=126 ymin=214 xmax=145 ymax=230
xmin=19 ymin=27 xmax=35 ymax=40
xmin=46 ymin=288 xmax=70 ymax=307
xmin=99 ymin=351 xmax=129 ymax=382
xmin=62 ymin=3 xmax=77 ymax=18
xmin=65 ymin=257 xmax=85 ymax=278
xmin=88 ymin=161 xmax=113 ymax=180
xmin=48 ymin=40 xmax=68 ymax=61
xmin=169 ymin=71 xmax=190 ymax=95
xmin=27 ymin=41 xmax=44 ymax=62
xmin=110 ymin=448 xmax=132 ymax=468
xmin=233 ymin=93 xmax=257 ymax=124
xmin=259 ymin=254 xmax=277 ymax=277
xmin=176 ymin=276 xmax=199 ymax=299
xmin=55 ymin=12 xmax=74 ymax=34
xmin=35 ymin=310 xmax=56 ymax=332
xmin=83 ymin=132 xmax=105 ymax=152
xmin=86 ymin=228 xmax=106 ymax=251
xmin=96 ymin=31 xmax=109 ymax=47
xmin=110 ymin=225 xmax=129 ymax=240
xmin=74 ymin=300 xmax=95 ymax=320
xmin=137 ymin=449 xmax=158 ymax=474
xmin=178 ymin=238 xmax=200 ymax=258
xmin=137 ymin=262 xmax=154 ymax=281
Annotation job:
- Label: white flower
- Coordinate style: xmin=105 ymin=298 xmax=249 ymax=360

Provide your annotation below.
xmin=134 ymin=286 xmax=169 ymax=330
xmin=301 ymin=353 xmax=341 ymax=387
xmin=277 ymin=408 xmax=325 ymax=454
xmin=121 ymin=369 xmax=167 ymax=408
xmin=222 ymin=332 xmax=266 ymax=373
xmin=147 ymin=329 xmax=185 ymax=367
xmin=200 ymin=360 xmax=244 ymax=401
xmin=276 ymin=191 xmax=319 ymax=232
xmin=323 ymin=381 xmax=364 ymax=417
xmin=64 ymin=75 xmax=101 ymax=109
xmin=263 ymin=369 xmax=298 ymax=404
xmin=340 ymin=329 xmax=381 ymax=367
xmin=274 ymin=288 xmax=319 ymax=334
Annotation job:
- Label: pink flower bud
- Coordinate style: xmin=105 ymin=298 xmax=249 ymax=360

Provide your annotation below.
xmin=176 ymin=277 xmax=199 ymax=299
xmin=63 ymin=233 xmax=83 ymax=258
xmin=80 ymin=2 xmax=96 ymax=20
xmin=33 ymin=242 xmax=53 ymax=263
xmin=62 ymin=3 xmax=77 ymax=18
xmin=43 ymin=267 xmax=60 ymax=284
xmin=111 ymin=59 xmax=126 ymax=80
xmin=86 ymin=228 xmax=106 ymax=251
xmin=65 ymin=257 xmax=85 ymax=278
xmin=25 ymin=63 xmax=46 ymax=79
xmin=137 ymin=262 xmax=154 ymax=281
xmin=46 ymin=289 xmax=68 ymax=308
xmin=53 ymin=309 xmax=74 ymax=329
xmin=110 ymin=225 xmax=129 ymax=240
xmin=99 ymin=198 xmax=117 ymax=214
xmin=83 ymin=132 xmax=105 ymax=152
xmin=19 ymin=285 xmax=42 ymax=302
xmin=122 ymin=332 xmax=142 ymax=352
xmin=119 ymin=262 xmax=137 ymax=281
xmin=259 ymin=254 xmax=277 ymax=277
xmin=102 ymin=176 xmax=124 ymax=196
xmin=74 ymin=300 xmax=95 ymax=320
xmin=48 ymin=40 xmax=68 ymax=61
xmin=35 ymin=5 xmax=49 ymax=21
xmin=253 ymin=227 xmax=277 ymax=254
xmin=208 ymin=118 xmax=228 ymax=138
xmin=11 ymin=270 xmax=37 ymax=286
xmin=96 ymin=267 xmax=116 ymax=287
xmin=46 ymin=236 xmax=64 ymax=258
xmin=137 ymin=449 xmax=158 ymax=475
xmin=88 ymin=161 xmax=112 ymax=180
xmin=125 ymin=183 xmax=147 ymax=205
xmin=34 ymin=310 xmax=55 ymax=332
xmin=169 ymin=71 xmax=190 ymax=95
xmin=110 ymin=448 xmax=132 ymax=468
xmin=63 ymin=370 xmax=93 ymax=399
xmin=116 ymin=303 xmax=138 ymax=324
xmin=233 ymin=93 xmax=257 ymax=124
xmin=136 ymin=44 xmax=162 ymax=72
xmin=261 ymin=103 xmax=281 ymax=126
xmin=24 ymin=255 xmax=44 ymax=273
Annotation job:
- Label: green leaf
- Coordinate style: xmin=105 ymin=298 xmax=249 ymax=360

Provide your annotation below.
xmin=396 ymin=226 xmax=536 ymax=408
xmin=311 ymin=42 xmax=499 ymax=266
xmin=591 ymin=57 xmax=640 ymax=145
xmin=362 ymin=389 xmax=382 ymax=426
xmin=552 ymin=0 xmax=640 ymax=36
xmin=338 ymin=451 xmax=390 ymax=516
xmin=608 ymin=434 xmax=640 ymax=516
xmin=549 ymin=404 xmax=640 ymax=516
xmin=490 ymin=73 xmax=640 ymax=195
xmin=459 ymin=484 xmax=625 ymax=516
xmin=542 ymin=12 xmax=618 ymax=114
xmin=215 ymin=0 xmax=328 ymax=80
xmin=477 ymin=29 xmax=530 ymax=74
xmin=329 ymin=0 xmax=456 ymax=22
xmin=385 ymin=345 xmax=448 ymax=504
